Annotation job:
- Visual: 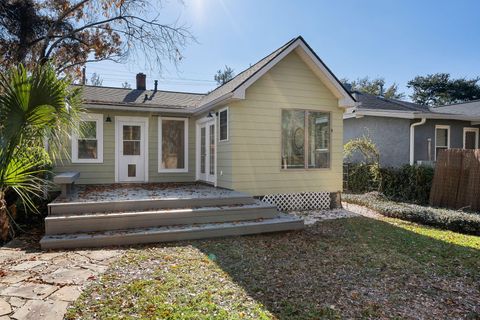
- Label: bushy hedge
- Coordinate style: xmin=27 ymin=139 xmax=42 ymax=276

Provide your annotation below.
xmin=345 ymin=164 xmax=434 ymax=204
xmin=345 ymin=163 xmax=379 ymax=193
xmin=343 ymin=193 xmax=480 ymax=236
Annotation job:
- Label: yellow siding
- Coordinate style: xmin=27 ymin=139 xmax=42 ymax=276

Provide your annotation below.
xmin=229 ymin=51 xmax=344 ymax=196
xmin=54 ymin=110 xmax=196 ymax=184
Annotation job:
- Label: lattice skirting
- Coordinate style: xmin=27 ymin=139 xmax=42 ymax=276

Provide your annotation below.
xmin=260 ymin=192 xmax=331 ymax=211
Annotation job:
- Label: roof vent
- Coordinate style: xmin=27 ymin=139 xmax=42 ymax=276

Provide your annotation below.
xmin=154 ymin=80 xmax=158 ymax=92
xmin=136 ymin=73 xmax=146 ymax=90
xmin=379 ymin=83 xmax=384 ymax=97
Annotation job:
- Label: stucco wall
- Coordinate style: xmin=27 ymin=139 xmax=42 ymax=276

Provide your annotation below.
xmin=343 ymin=116 xmax=410 ymax=167
xmin=343 ymin=116 xmax=480 ymax=167
xmin=414 ymin=119 xmax=480 ymax=162
xmin=228 ymin=51 xmax=344 ymax=196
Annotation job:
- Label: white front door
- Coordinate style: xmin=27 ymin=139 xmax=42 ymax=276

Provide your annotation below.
xmin=116 ymin=117 xmax=148 ymax=182
xmin=196 ymin=118 xmax=216 ymax=184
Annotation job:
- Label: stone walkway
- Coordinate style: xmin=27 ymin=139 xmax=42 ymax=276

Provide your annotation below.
xmin=0 ymin=238 xmax=124 ymax=320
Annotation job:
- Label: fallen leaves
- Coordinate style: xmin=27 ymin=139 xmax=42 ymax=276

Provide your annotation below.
xmin=66 ymin=218 xmax=480 ymax=319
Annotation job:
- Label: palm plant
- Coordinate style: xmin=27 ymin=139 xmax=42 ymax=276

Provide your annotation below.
xmin=0 ymin=64 xmax=82 ymax=241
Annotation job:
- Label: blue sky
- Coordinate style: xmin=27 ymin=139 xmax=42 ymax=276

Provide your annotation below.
xmin=87 ymin=0 xmax=480 ymax=99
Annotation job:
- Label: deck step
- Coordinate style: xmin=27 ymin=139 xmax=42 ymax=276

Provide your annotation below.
xmin=48 ymin=192 xmax=255 ymax=216
xmin=45 ymin=202 xmax=278 ymax=235
xmin=40 ymin=215 xmax=304 ymax=249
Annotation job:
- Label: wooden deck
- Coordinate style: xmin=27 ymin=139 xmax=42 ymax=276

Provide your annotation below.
xmin=41 ymin=183 xmax=304 ymax=249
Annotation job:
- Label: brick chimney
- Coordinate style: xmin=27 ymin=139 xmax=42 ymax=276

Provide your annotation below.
xmin=136 ymin=73 xmax=146 ymax=90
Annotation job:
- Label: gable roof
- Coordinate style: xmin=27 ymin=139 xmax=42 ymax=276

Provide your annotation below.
xmin=431 ymin=100 xmax=480 ymax=117
xmin=197 ymin=36 xmax=356 ymax=109
xmin=78 ymin=85 xmax=204 ymax=110
xmin=347 ymin=91 xmax=480 ymax=121
xmin=353 ymin=92 xmax=430 ymax=112
xmin=80 ymin=36 xmax=356 ymax=112
xmin=198 ymin=38 xmax=298 ymax=107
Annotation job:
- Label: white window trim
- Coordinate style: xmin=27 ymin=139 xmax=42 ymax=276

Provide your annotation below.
xmin=463 ymin=127 xmax=479 ymax=149
xmin=158 ymin=117 xmax=189 ymax=173
xmin=434 ymin=125 xmax=450 ymax=161
xmin=72 ymin=113 xmax=103 ymax=163
xmin=218 ymin=107 xmax=229 ymax=142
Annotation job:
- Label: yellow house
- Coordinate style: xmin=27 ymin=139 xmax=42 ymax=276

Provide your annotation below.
xmin=43 ymin=36 xmax=357 ymax=248
xmin=55 ymin=36 xmax=355 ymax=210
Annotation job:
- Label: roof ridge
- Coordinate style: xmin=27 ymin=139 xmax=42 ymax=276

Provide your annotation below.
xmin=73 ymin=83 xmax=206 ymax=96
xmin=431 ymin=98 xmax=480 ymax=107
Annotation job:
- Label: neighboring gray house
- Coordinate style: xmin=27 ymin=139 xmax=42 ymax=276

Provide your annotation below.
xmin=344 ymin=92 xmax=480 ymax=167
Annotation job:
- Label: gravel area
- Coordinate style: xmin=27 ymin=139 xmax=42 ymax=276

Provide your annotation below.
xmin=290 ymin=208 xmax=360 ymax=225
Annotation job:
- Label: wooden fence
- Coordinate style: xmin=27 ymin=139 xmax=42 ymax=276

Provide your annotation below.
xmin=430 ymin=149 xmax=480 ymax=211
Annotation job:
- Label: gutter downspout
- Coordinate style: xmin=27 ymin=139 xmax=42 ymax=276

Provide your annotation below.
xmin=409 ymin=118 xmax=426 ymax=165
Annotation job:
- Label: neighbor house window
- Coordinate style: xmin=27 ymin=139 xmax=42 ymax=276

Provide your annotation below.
xmin=281 ymin=109 xmax=330 ymax=169
xmin=219 ymin=108 xmax=228 ymax=141
xmin=158 ymin=117 xmax=188 ymax=172
xmin=72 ymin=113 xmax=103 ymax=163
xmin=463 ymin=127 xmax=479 ymax=149
xmin=435 ymin=125 xmax=450 ymax=160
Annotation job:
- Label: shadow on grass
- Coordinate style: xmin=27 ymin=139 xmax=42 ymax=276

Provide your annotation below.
xmin=191 ymin=217 xmax=480 ymax=319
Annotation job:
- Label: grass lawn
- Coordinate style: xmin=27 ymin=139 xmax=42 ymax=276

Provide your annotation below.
xmin=66 ymin=216 xmax=480 ymax=320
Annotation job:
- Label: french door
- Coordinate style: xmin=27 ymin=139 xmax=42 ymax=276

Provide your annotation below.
xmin=196 ymin=118 xmax=216 ymax=184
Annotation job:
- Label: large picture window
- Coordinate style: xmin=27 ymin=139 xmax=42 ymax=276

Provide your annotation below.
xmin=281 ymin=110 xmax=330 ymax=169
xmin=158 ymin=117 xmax=188 ymax=172
xmin=72 ymin=113 xmax=103 ymax=163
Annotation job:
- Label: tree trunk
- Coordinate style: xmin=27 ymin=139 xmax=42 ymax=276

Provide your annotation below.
xmin=0 ymin=193 xmax=10 ymax=242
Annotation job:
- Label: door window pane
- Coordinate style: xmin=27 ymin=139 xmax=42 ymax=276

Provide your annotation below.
xmin=281 ymin=110 xmax=305 ymax=169
xmin=122 ymin=125 xmax=141 ymax=156
xmin=78 ymin=140 xmax=98 ymax=159
xmin=123 ymin=126 xmax=141 ymax=140
xmin=123 ymin=141 xmax=141 ymax=155
xmin=209 ymin=124 xmax=215 ymax=175
xmin=465 ymin=131 xmax=477 ymax=149
xmin=161 ymin=120 xmax=185 ymax=169
xmin=308 ymin=112 xmax=330 ymax=168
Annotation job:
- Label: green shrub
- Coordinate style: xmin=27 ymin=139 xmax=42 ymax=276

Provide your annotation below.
xmin=343 ymin=193 xmax=480 ymax=236
xmin=345 ymin=163 xmax=379 ymax=193
xmin=380 ymin=165 xmax=434 ymax=204
xmin=345 ymin=164 xmax=434 ymax=204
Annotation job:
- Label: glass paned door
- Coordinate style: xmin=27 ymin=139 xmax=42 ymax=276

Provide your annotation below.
xmin=117 ymin=119 xmax=146 ymax=182
xmin=200 ymin=127 xmax=206 ymax=174
xmin=209 ymin=124 xmax=215 ymax=175
xmin=197 ymin=119 xmax=216 ymax=183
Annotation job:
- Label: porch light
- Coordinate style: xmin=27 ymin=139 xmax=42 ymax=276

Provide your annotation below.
xmin=105 ymin=115 xmax=112 ymax=123
xmin=207 ymin=111 xmax=214 ymax=118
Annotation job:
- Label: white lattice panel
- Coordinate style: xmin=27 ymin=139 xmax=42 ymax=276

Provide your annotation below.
xmin=261 ymin=192 xmax=331 ymax=211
